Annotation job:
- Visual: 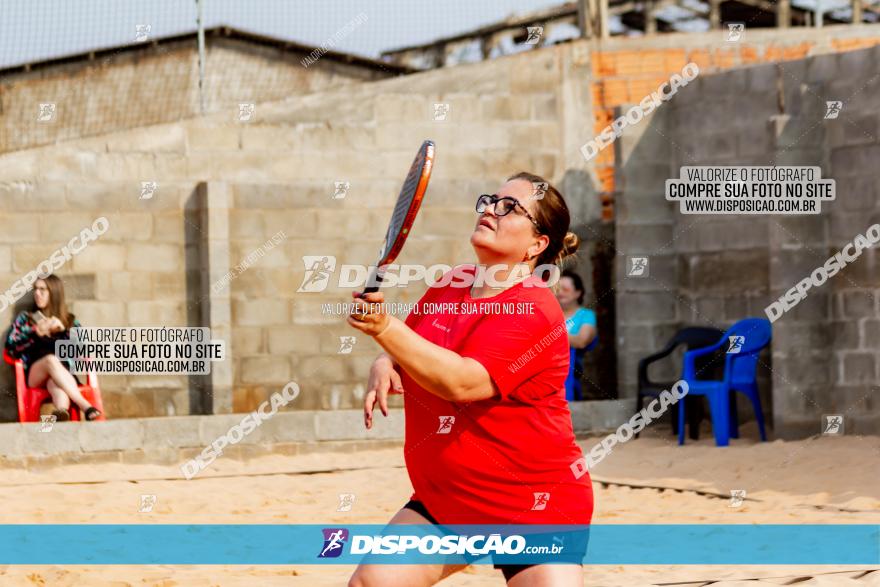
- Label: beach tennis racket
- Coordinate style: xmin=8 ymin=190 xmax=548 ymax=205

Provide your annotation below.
xmin=362 ymin=140 xmax=435 ymax=294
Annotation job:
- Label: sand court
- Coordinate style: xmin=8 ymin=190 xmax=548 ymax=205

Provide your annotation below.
xmin=0 ymin=429 xmax=875 ymax=586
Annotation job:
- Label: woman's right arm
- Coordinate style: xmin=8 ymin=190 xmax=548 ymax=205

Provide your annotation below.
xmin=5 ymin=312 xmax=37 ymax=357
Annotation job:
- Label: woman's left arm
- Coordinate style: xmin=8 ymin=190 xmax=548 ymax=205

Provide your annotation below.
xmin=375 ymin=318 xmax=498 ymax=403
xmin=348 ymin=292 xmax=497 ymax=403
xmin=569 ymin=324 xmax=597 ymax=349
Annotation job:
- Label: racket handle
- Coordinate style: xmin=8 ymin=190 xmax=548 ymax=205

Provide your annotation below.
xmin=362 ymin=271 xmax=384 ymax=295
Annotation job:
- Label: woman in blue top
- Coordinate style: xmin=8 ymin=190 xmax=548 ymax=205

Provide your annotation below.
xmin=556 ymin=270 xmax=597 ymax=401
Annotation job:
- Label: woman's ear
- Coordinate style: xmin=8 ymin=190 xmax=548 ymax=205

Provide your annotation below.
xmin=529 ymin=234 xmax=550 ymax=260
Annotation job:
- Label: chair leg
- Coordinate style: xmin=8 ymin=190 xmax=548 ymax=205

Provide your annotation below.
xmin=670 ymin=396 xmax=680 ymax=437
xmin=678 ymin=399 xmax=686 ymax=445
xmin=708 ymin=392 xmax=730 ymax=447
xmin=686 ymin=396 xmax=701 ymax=440
xmin=635 ymin=394 xmax=644 ymax=439
xmin=744 ymin=386 xmax=767 ymax=442
xmin=728 ymin=392 xmax=739 ymax=439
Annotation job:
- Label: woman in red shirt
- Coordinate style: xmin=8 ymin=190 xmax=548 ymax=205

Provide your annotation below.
xmin=347 ymin=172 xmax=592 ymax=586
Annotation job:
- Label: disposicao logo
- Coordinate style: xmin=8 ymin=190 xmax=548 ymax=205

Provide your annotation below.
xmin=318 ymin=528 xmax=349 ymax=558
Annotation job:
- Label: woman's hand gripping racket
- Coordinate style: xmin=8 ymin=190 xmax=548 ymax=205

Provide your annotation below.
xmin=348 ymin=140 xmax=435 ymax=335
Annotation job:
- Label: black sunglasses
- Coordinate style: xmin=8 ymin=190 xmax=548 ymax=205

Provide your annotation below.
xmin=475 ymin=194 xmax=541 ymax=232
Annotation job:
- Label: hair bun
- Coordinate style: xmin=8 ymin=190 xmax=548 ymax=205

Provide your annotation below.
xmin=562 ymin=231 xmax=580 ymax=257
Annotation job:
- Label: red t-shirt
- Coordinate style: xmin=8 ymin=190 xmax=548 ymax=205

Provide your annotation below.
xmin=400 ymin=265 xmax=594 ymax=525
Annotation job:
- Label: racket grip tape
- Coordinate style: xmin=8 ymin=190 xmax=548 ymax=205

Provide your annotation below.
xmin=362 ymin=272 xmax=384 ymax=295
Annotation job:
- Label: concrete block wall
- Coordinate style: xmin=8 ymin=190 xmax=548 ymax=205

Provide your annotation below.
xmin=615 ymin=44 xmax=880 ymax=437
xmin=824 ymin=46 xmax=880 ymax=436
xmin=2 ymin=25 xmax=878 ymax=431
xmin=0 ymin=146 xmax=192 ymax=419
xmin=0 ymin=44 xmax=577 ymax=419
xmin=0 ymin=37 xmax=396 ymax=154
xmin=222 ymin=47 xmax=574 ymax=413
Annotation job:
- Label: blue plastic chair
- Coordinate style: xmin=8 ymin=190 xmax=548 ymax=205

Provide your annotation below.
xmin=678 ymin=318 xmax=771 ymax=447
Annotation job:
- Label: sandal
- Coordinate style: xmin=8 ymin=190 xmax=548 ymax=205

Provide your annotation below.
xmin=84 ymin=407 xmax=102 ymax=421
xmin=51 ymin=408 xmax=70 ymax=422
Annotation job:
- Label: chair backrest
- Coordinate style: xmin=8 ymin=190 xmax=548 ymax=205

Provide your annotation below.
xmin=2 ymin=348 xmax=16 ymax=366
xmin=722 ymin=318 xmax=772 ymax=383
xmin=671 ymin=326 xmax=725 ymax=350
xmin=669 ymin=326 xmax=725 ymax=380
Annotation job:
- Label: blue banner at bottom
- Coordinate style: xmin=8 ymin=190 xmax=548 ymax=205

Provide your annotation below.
xmin=0 ymin=525 xmax=876 ymax=565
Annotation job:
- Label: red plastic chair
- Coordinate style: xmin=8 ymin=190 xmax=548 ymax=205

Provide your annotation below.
xmin=2 ymin=348 xmax=105 ymax=422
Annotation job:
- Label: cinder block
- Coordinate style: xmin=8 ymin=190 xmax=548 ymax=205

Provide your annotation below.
xmin=268 ymin=325 xmax=328 ymax=355
xmin=11 ymin=245 xmax=60 ymax=273
xmin=151 ymin=212 xmax=185 ymax=244
xmin=480 ymin=96 xmax=531 ymax=121
xmin=860 ymin=319 xmax=880 ymax=348
xmin=232 ymin=327 xmax=264 ymax=355
xmin=0 ymin=183 xmax=66 ymax=212
xmin=779 ymin=352 xmax=832 ymax=386
xmin=125 ymin=244 xmax=181 ymax=272
xmin=768 ymin=215 xmax=826 ymax=249
xmin=375 ymin=95 xmax=429 ymax=123
xmin=839 ymin=47 xmax=874 ymax=80
xmin=240 ymin=355 xmax=290 ymax=384
xmin=68 ymin=241 xmax=126 ymax=273
xmin=198 ymin=413 xmax=263 ymax=445
xmin=695 ymin=296 xmax=725 ymax=323
xmin=828 ymin=114 xmax=877 ymax=149
xmin=106 ymin=124 xmax=185 ymax=153
xmin=569 ymin=400 xmax=631 ymax=433
xmin=617 ymin=292 xmax=677 ymax=323
xmin=151 ymin=272 xmax=184 ymax=298
xmin=233 ymin=299 xmax=289 ymax=326
xmin=616 ymin=324 xmax=655 ymax=352
xmin=785 ymin=290 xmax=831 ymax=322
xmin=618 ymin=224 xmax=675 ymax=254
xmin=713 ymin=295 xmax=749 ymax=324
xmin=100 ymin=213 xmax=154 ymax=241
xmin=841 ymin=352 xmax=876 ymax=384
xmin=127 ymin=301 xmax=184 ymax=325
xmin=296 ymin=355 xmax=352 ymax=382
xmin=71 ymin=301 xmax=126 ymax=326
xmin=0 ymin=214 xmax=41 ymax=244
xmin=93 ymin=271 xmax=149 ymax=300
xmin=831 ymin=145 xmax=880 ymax=178
xmin=842 ymin=289 xmax=875 ymax=319
xmin=688 ymin=251 xmax=768 ymax=293
xmin=0 ymin=424 xmax=26 ymax=458
xmin=258 ymin=411 xmax=316 ymax=443
xmin=836 ymin=176 xmax=878 ymax=212
xmin=38 ymin=213 xmax=98 ymax=242
xmin=187 ymin=125 xmax=240 ymax=151
xmin=142 ymin=416 xmax=202 ymax=449
xmin=315 ymin=409 xmax=404 ymax=441
xmin=78 ymin=419 xmax=145 ymax=452
xmin=229 ymin=210 xmax=265 ymax=240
